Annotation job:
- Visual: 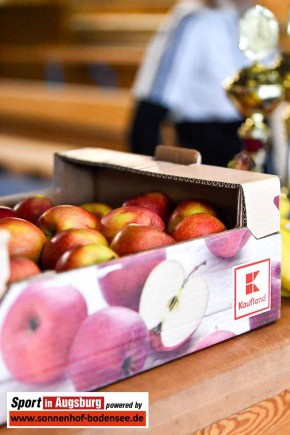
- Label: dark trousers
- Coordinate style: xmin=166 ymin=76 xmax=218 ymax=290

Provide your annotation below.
xmin=176 ymin=121 xmax=244 ymax=167
xmin=129 ymin=100 xmax=244 ymax=167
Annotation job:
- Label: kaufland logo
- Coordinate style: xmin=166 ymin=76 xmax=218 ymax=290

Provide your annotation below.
xmin=234 ymin=259 xmax=271 ymax=320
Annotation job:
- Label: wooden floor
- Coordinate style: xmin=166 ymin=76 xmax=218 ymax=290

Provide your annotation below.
xmin=2 ymin=300 xmax=290 ymax=434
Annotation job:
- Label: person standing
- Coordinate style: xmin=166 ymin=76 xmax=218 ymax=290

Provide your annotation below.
xmin=129 ymin=0 xmax=253 ymax=166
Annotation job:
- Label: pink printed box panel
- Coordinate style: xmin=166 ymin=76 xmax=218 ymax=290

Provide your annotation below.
xmin=0 ymin=228 xmax=281 ymax=423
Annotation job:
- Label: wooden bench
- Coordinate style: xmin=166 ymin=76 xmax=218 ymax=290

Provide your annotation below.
xmin=69 ymin=0 xmax=175 ymax=13
xmin=0 ymin=134 xmax=73 ymax=178
xmin=69 ymin=12 xmax=163 ymax=46
xmin=0 ymin=44 xmax=145 ymax=67
xmin=0 ymin=79 xmax=133 ymax=149
xmin=70 ymin=12 xmax=164 ymax=34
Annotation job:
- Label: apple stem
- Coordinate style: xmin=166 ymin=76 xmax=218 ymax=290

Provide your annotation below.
xmin=29 ymin=317 xmax=40 ymax=331
xmin=184 ymin=261 xmax=207 ymax=286
xmin=153 ymin=322 xmax=162 ymax=335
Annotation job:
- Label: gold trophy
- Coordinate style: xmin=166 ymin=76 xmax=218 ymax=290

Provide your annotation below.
xmin=224 ymin=5 xmax=284 ymax=172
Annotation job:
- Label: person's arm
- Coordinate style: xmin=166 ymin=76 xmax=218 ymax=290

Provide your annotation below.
xmin=128 ymin=100 xmax=169 ymax=156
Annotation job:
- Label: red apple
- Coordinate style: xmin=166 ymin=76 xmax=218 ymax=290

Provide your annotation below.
xmin=139 ymin=260 xmax=209 ymax=351
xmin=68 ymin=307 xmax=149 ymax=391
xmin=0 ymin=206 xmax=17 ymax=220
xmin=41 ymin=228 xmax=108 ymax=270
xmin=99 ymin=251 xmax=166 ymax=311
xmin=80 ymin=202 xmax=112 ymax=219
xmin=38 ymin=205 xmax=100 ymax=237
xmin=193 ymin=330 xmax=236 ymax=352
xmin=172 ymin=214 xmax=226 ymax=242
xmin=14 ymin=195 xmax=54 ymax=225
xmin=205 ymin=228 xmax=251 ymax=258
xmin=8 ymin=257 xmax=40 ymax=285
xmin=123 ymin=192 xmax=171 ymax=221
xmin=0 ymin=218 xmax=46 ymax=262
xmin=101 ymin=206 xmax=165 ymax=242
xmin=168 ymin=200 xmax=217 ymax=233
xmin=1 ymin=282 xmax=87 ymax=384
xmin=56 ymin=244 xmax=118 ymax=272
xmin=110 ymin=224 xmax=175 ymax=256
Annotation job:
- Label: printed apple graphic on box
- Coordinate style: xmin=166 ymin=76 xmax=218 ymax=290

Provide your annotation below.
xmin=205 ymin=228 xmax=251 ymax=258
xmin=99 ymin=251 xmax=166 ymax=311
xmin=68 ymin=307 xmax=149 ymax=391
xmin=193 ymin=330 xmax=237 ymax=352
xmin=139 ymin=260 xmax=209 ymax=351
xmin=0 ymin=282 xmax=87 ymax=384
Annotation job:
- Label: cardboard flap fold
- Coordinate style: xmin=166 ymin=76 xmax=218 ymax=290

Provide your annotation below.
xmin=240 ymin=177 xmax=280 ymax=239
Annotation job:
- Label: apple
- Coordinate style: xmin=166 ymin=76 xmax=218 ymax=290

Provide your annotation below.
xmin=123 ymin=192 xmax=171 ymax=221
xmin=1 ymin=282 xmax=87 ymax=384
xmin=41 ymin=228 xmax=108 ymax=270
xmin=205 ymin=228 xmax=251 ymax=258
xmin=99 ymin=251 xmax=166 ymax=311
xmin=0 ymin=218 xmax=46 ymax=262
xmin=80 ymin=202 xmax=112 ymax=219
xmin=172 ymin=214 xmax=226 ymax=242
xmin=56 ymin=244 xmax=118 ymax=272
xmin=38 ymin=205 xmax=100 ymax=237
xmin=0 ymin=206 xmax=17 ymax=220
xmin=193 ymin=330 xmax=236 ymax=352
xmin=14 ymin=195 xmax=54 ymax=225
xmin=100 ymin=206 xmax=165 ymax=242
xmin=68 ymin=307 xmax=149 ymax=391
xmin=249 ymin=261 xmax=281 ymax=329
xmin=110 ymin=224 xmax=175 ymax=256
xmin=168 ymin=200 xmax=216 ymax=233
xmin=147 ymin=335 xmax=194 ymax=365
xmin=227 ymin=151 xmax=255 ymax=171
xmin=139 ymin=260 xmax=209 ymax=351
xmin=8 ymin=257 xmax=40 ymax=285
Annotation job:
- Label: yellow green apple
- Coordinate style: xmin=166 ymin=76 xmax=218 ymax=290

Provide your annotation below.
xmin=168 ymin=200 xmax=217 ymax=233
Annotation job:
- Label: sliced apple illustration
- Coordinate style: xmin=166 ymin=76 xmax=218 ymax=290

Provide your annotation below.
xmin=139 ymin=260 xmax=209 ymax=352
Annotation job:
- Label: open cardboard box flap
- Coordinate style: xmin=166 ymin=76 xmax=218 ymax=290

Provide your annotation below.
xmin=53 ymin=146 xmax=280 ymax=240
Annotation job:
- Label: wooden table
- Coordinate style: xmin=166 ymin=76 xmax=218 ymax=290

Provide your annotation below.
xmin=1 ymin=300 xmax=290 ymax=434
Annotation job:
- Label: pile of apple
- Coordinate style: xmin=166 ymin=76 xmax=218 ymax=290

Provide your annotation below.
xmin=0 ymin=192 xmax=226 ymax=286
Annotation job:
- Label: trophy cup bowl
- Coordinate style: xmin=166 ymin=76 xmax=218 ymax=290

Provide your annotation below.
xmin=225 ymin=63 xmax=284 ymax=118
xmin=224 ymin=63 xmax=284 ymax=142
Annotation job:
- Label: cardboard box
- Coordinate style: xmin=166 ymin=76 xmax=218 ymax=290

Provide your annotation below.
xmin=0 ymin=146 xmax=281 ymax=423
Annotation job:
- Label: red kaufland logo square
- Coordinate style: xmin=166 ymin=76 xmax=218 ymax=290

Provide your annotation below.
xmin=234 ymin=259 xmax=271 ymax=320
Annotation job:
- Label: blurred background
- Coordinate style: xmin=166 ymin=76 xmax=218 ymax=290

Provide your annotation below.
xmin=0 ymin=0 xmax=288 ymax=194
